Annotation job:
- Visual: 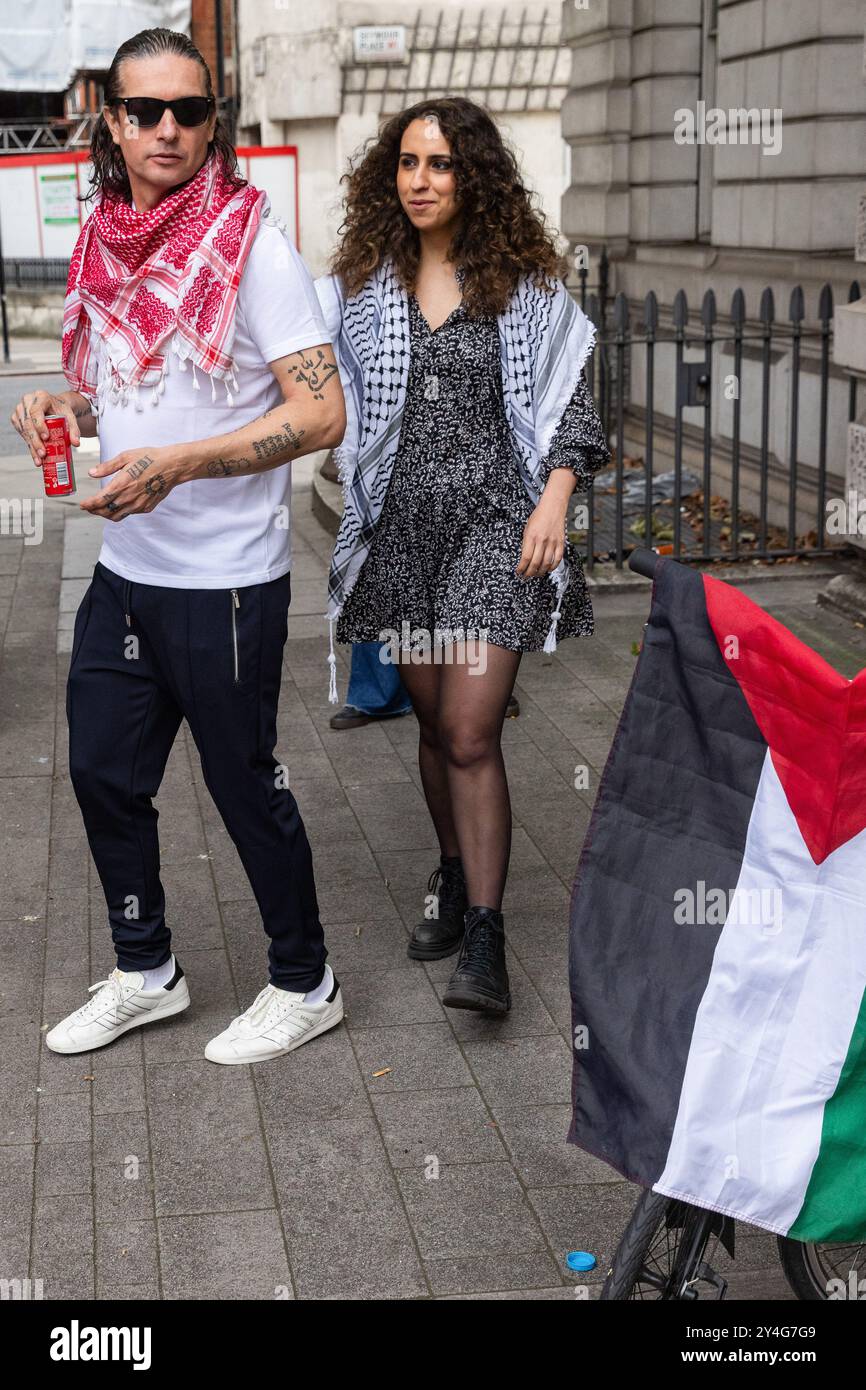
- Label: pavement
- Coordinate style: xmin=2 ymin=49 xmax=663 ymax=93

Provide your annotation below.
xmin=2 ymin=344 xmax=864 ymax=1300
xmin=0 ymin=339 xmax=65 ymax=379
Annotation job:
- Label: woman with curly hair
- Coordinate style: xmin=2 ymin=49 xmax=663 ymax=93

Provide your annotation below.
xmin=316 ymin=97 xmax=609 ymax=1014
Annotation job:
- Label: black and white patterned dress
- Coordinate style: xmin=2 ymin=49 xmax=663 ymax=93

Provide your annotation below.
xmin=336 ymin=285 xmax=610 ymax=651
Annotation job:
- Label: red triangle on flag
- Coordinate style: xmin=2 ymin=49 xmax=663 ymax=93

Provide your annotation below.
xmin=702 ymin=573 xmax=866 ymax=865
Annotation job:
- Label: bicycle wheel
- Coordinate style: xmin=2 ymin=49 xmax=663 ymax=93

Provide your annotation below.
xmin=777 ymin=1237 xmax=866 ymax=1301
xmin=601 ymin=1188 xmax=724 ymax=1300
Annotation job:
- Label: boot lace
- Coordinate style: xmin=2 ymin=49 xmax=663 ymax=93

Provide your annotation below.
xmin=427 ymin=860 xmax=466 ymax=915
xmin=460 ymin=916 xmax=502 ymax=974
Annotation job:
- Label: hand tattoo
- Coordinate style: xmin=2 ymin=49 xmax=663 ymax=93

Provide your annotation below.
xmin=125 ymin=454 xmax=155 ymax=480
xmin=143 ymin=474 xmax=168 ymax=498
xmin=289 ymin=349 xmax=338 ymax=400
xmin=252 ymin=421 xmax=306 ymax=460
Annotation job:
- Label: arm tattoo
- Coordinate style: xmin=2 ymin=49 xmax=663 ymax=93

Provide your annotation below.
xmin=143 ymin=474 xmax=168 ymax=498
xmin=125 ymin=454 xmax=155 ymax=480
xmin=251 ymin=420 xmax=306 ymax=461
xmin=206 ymin=456 xmax=251 ymax=478
xmin=289 ymin=349 xmax=338 ymax=400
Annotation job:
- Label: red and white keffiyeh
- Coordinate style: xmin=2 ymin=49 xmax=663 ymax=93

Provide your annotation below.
xmin=62 ymin=150 xmax=267 ymax=412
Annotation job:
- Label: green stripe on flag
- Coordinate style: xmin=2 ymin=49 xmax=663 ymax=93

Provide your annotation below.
xmin=788 ymin=982 xmax=866 ymax=1242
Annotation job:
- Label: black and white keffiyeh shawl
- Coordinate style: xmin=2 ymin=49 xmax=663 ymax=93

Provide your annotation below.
xmin=314 ymin=256 xmax=597 ymax=703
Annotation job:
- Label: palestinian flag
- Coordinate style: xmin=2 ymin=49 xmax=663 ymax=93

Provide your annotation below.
xmin=567 ymin=556 xmax=866 ymax=1242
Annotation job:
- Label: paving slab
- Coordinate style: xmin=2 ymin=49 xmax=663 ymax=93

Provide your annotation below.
xmin=1 ymin=444 xmax=861 ymax=1301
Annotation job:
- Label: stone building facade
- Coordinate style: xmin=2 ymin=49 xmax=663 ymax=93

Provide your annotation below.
xmin=562 ymin=0 xmax=865 ymax=535
xmin=236 ymin=0 xmax=574 ymax=276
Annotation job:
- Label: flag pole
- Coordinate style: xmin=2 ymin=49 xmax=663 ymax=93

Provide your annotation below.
xmin=628 ymin=547 xmax=660 ymax=580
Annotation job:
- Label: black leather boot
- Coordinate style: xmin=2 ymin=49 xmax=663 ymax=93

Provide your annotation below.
xmin=442 ymin=905 xmax=511 ymax=1013
xmin=407 ymin=855 xmax=468 ymax=960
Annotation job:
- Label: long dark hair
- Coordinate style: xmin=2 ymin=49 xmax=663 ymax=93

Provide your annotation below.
xmin=82 ymin=27 xmax=245 ymax=204
xmin=329 ymin=96 xmax=569 ymax=316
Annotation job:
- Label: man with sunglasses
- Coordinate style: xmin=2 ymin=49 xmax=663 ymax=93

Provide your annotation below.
xmin=113 ymin=92 xmax=216 ymax=128
xmin=12 ymin=31 xmax=347 ymax=1066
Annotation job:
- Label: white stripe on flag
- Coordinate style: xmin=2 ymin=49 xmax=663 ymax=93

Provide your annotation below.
xmin=653 ymin=746 xmax=866 ymax=1234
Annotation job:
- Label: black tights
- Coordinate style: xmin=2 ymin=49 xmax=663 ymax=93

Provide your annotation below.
xmin=395 ymin=641 xmax=521 ymax=911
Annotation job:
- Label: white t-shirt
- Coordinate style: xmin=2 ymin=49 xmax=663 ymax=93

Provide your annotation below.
xmin=91 ymin=221 xmax=331 ymax=588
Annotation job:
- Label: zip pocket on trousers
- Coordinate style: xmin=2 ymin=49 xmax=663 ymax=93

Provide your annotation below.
xmin=230 ymin=589 xmax=240 ymax=683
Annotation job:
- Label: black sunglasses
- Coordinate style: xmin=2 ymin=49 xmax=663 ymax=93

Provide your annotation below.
xmin=114 ymin=96 xmax=215 ymax=128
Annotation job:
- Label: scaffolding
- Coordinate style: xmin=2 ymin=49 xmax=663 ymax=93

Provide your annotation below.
xmin=0 ymin=114 xmax=97 ymax=154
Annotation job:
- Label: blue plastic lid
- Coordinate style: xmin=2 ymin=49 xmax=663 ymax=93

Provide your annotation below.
xmin=566 ymin=1251 xmax=596 ymax=1272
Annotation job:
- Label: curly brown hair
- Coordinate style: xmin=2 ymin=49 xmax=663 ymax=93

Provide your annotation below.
xmin=329 ymin=96 xmax=569 ymax=316
xmin=81 ymin=27 xmax=245 ymax=205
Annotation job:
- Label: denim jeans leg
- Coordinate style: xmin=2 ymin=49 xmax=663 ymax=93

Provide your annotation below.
xmin=346 ymin=641 xmax=412 ymax=715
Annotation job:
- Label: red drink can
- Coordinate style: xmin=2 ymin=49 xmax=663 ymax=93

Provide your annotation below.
xmin=42 ymin=414 xmax=76 ymax=496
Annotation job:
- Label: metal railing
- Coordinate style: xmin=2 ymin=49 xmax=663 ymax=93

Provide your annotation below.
xmin=3 ymin=259 xmax=70 ymax=288
xmin=571 ymin=262 xmax=859 ymax=570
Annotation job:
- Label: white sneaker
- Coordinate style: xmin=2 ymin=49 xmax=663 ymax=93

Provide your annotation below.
xmin=45 ymin=960 xmax=190 ymax=1055
xmin=204 ymin=972 xmax=344 ymax=1065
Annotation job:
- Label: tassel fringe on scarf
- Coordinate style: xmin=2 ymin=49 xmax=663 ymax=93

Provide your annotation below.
xmin=62 ymin=150 xmax=271 ymax=415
